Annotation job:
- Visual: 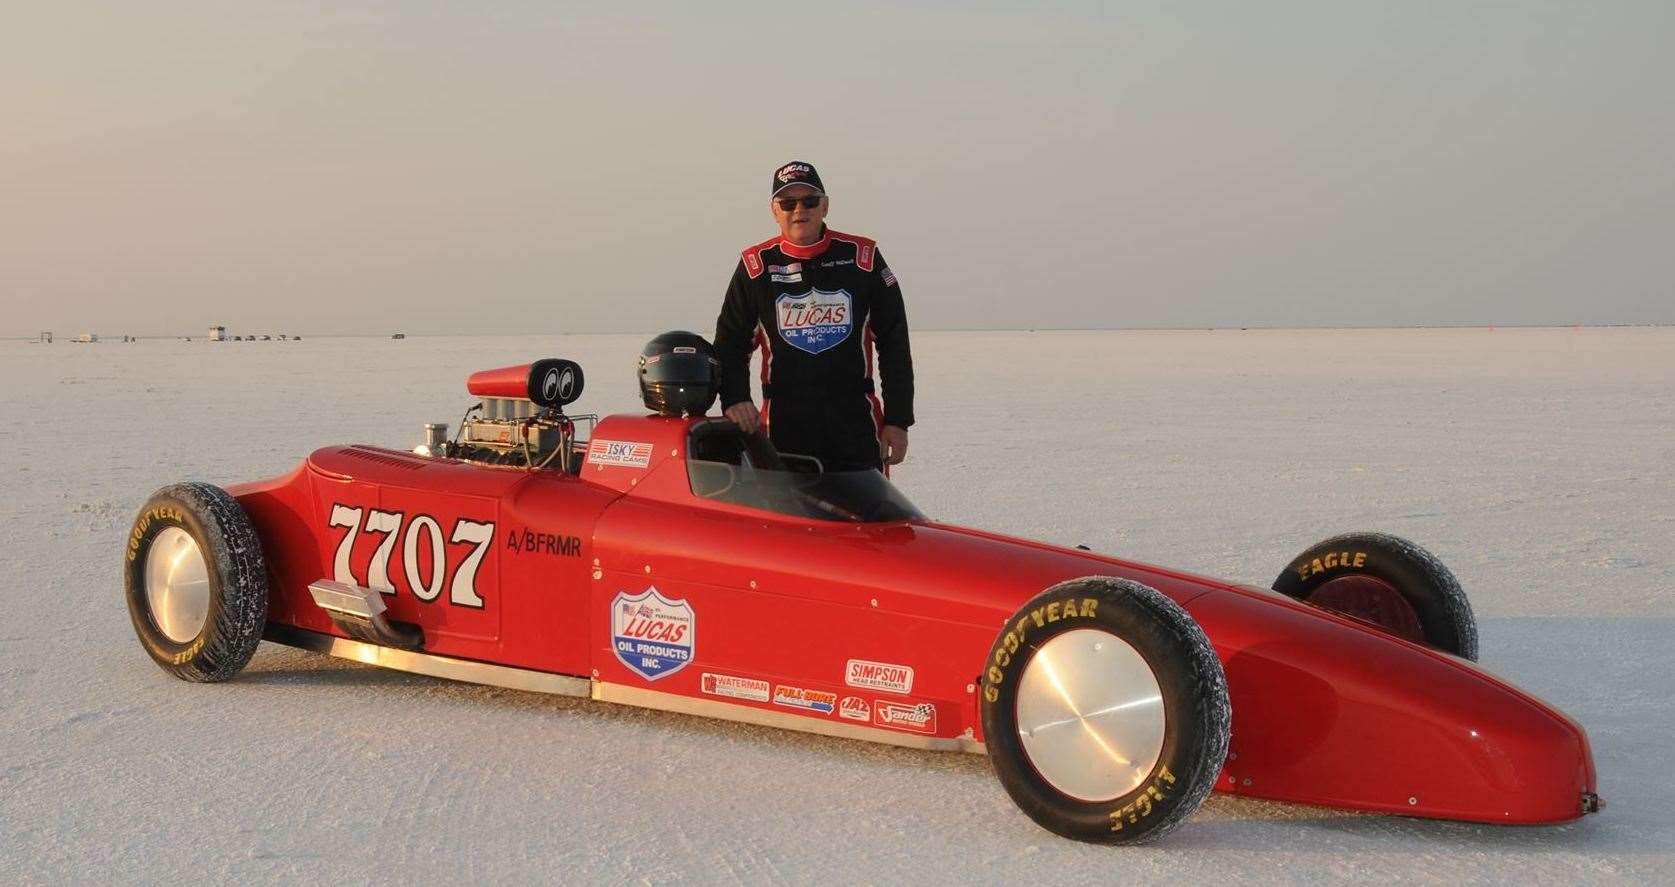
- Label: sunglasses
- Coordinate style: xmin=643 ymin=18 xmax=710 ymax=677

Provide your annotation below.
xmin=776 ymin=195 xmax=824 ymax=211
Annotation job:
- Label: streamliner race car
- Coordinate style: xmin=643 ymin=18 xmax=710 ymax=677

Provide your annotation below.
xmin=123 ymin=341 xmax=1601 ymax=844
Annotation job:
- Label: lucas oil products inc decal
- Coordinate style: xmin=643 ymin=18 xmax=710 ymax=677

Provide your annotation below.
xmin=611 ymin=588 xmax=695 ymax=681
xmin=773 ymin=685 xmax=837 ymax=714
xmin=873 ymin=701 xmax=937 ymax=735
xmin=588 ymin=439 xmax=654 ymax=468
xmin=775 ymin=289 xmax=853 ymax=355
xmin=844 ymin=659 xmax=913 ymax=694
xmin=702 ymin=672 xmax=769 ymax=703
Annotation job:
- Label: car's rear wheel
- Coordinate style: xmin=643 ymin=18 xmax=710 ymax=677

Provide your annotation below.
xmin=980 ymin=578 xmax=1230 ymax=844
xmin=125 ymin=483 xmax=269 ymax=681
xmin=1272 ymin=532 xmax=1478 ymax=660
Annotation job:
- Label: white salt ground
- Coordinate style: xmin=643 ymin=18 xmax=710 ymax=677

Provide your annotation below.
xmin=1 ymin=328 xmax=1670 ymax=884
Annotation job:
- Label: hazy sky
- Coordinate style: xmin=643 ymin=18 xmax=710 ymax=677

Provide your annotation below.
xmin=4 ymin=1 xmax=1671 ymax=336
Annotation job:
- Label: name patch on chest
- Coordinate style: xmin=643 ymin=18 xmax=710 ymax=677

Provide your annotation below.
xmin=775 ymin=289 xmax=854 ymax=355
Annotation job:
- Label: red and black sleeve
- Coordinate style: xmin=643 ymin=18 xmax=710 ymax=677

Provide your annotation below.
xmin=714 ymin=261 xmax=759 ymax=409
xmin=870 ymin=250 xmax=915 ymax=428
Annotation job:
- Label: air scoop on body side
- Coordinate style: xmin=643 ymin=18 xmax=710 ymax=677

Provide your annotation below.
xmin=307 ymin=579 xmax=424 ymax=650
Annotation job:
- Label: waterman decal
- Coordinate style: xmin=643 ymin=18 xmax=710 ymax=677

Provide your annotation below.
xmin=611 ymin=587 xmax=695 ymax=681
xmin=873 ymin=700 xmax=937 ymax=735
xmin=588 ymin=439 xmax=654 ymax=468
xmin=844 ymin=659 xmax=913 ymax=694
xmin=773 ymin=685 xmax=837 ymax=714
xmin=775 ymin=289 xmax=853 ymax=355
xmin=839 ymin=696 xmax=871 ymax=722
xmin=701 ymin=672 xmax=770 ymax=703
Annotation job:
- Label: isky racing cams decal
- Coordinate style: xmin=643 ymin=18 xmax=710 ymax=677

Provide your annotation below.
xmin=588 ymin=439 xmax=654 ymax=468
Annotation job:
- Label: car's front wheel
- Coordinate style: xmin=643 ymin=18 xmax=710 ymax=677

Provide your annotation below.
xmin=125 ymin=482 xmax=269 ymax=681
xmin=980 ymin=577 xmax=1230 ymax=844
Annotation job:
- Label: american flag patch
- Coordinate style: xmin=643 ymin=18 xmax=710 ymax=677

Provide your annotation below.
xmin=881 ymin=266 xmax=897 ymax=288
xmin=588 ymin=439 xmax=655 ymax=468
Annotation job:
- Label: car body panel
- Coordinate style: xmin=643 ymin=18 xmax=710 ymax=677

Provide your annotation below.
xmin=231 ymin=413 xmax=1597 ymax=825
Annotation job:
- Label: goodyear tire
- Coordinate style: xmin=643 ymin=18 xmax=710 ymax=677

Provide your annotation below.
xmin=124 ymin=483 xmax=269 ymax=681
xmin=1273 ymin=532 xmax=1478 ymax=660
xmin=980 ymin=578 xmax=1230 ymax=845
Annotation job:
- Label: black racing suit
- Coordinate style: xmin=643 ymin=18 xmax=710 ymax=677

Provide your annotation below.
xmin=714 ymin=228 xmax=914 ymax=472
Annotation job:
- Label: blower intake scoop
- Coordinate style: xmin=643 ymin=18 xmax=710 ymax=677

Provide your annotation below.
xmin=467 ymin=359 xmax=584 ymax=410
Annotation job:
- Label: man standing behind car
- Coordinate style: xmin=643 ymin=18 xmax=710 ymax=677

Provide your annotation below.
xmin=714 ymin=161 xmax=914 ymax=472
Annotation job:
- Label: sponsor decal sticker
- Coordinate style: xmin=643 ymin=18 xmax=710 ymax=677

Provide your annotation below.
xmin=505 ymin=528 xmax=581 ymax=557
xmin=611 ymin=587 xmax=695 ymax=681
xmin=768 ymin=263 xmax=802 ymax=274
xmin=672 ymin=346 xmax=697 ymax=354
xmin=818 ymin=258 xmax=854 ymax=268
xmin=588 ymin=439 xmax=654 ymax=468
xmin=702 ymin=672 xmax=770 ymax=703
xmin=844 ymin=659 xmax=914 ymax=694
xmin=873 ymin=701 xmax=937 ymax=735
xmin=770 ymin=273 xmax=803 ymax=284
xmin=773 ymin=685 xmax=837 ymax=714
xmin=775 ymin=289 xmax=853 ymax=355
xmin=776 ymin=162 xmax=813 ymax=183
xmin=839 ymin=696 xmax=871 ymax=722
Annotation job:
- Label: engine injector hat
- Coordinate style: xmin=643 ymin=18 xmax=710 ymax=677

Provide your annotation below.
xmin=640 ymin=331 xmax=721 ymax=417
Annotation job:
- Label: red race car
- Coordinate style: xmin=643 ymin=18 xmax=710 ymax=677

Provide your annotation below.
xmin=123 ymin=346 xmax=1600 ymax=844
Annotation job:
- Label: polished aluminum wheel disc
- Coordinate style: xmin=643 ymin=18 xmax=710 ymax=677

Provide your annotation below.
xmin=1016 ymin=628 xmax=1166 ymax=802
xmin=144 ymin=526 xmax=211 ymax=643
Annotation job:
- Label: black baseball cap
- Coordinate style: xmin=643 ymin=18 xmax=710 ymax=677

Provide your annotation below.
xmin=771 ymin=160 xmax=825 ymax=197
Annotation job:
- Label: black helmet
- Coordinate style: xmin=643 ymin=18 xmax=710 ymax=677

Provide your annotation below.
xmin=639 ymin=331 xmax=720 ymax=417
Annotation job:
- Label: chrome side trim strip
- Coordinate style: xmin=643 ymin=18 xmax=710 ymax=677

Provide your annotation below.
xmin=262 ymin=624 xmax=592 ymax=698
xmin=262 ymin=625 xmax=985 ymax=755
xmin=593 ymin=682 xmax=987 ymax=755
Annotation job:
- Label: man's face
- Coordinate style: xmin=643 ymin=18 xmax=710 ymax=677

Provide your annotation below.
xmin=771 ymin=185 xmax=827 ymax=245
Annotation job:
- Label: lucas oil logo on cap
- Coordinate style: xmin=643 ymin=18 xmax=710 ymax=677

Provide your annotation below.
xmin=775 ymin=289 xmax=853 ymax=355
xmin=611 ymin=588 xmax=695 ymax=681
xmin=776 ymin=162 xmax=813 ymax=183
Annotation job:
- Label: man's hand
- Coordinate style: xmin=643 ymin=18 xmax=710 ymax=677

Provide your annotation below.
xmin=724 ymin=401 xmax=761 ymax=434
xmin=880 ymin=425 xmax=909 ymax=466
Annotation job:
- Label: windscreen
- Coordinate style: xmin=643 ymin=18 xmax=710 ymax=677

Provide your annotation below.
xmin=687 ymin=423 xmax=923 ymax=523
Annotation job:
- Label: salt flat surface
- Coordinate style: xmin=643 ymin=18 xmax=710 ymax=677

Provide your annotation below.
xmin=2 ymin=328 xmax=1671 ymax=884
